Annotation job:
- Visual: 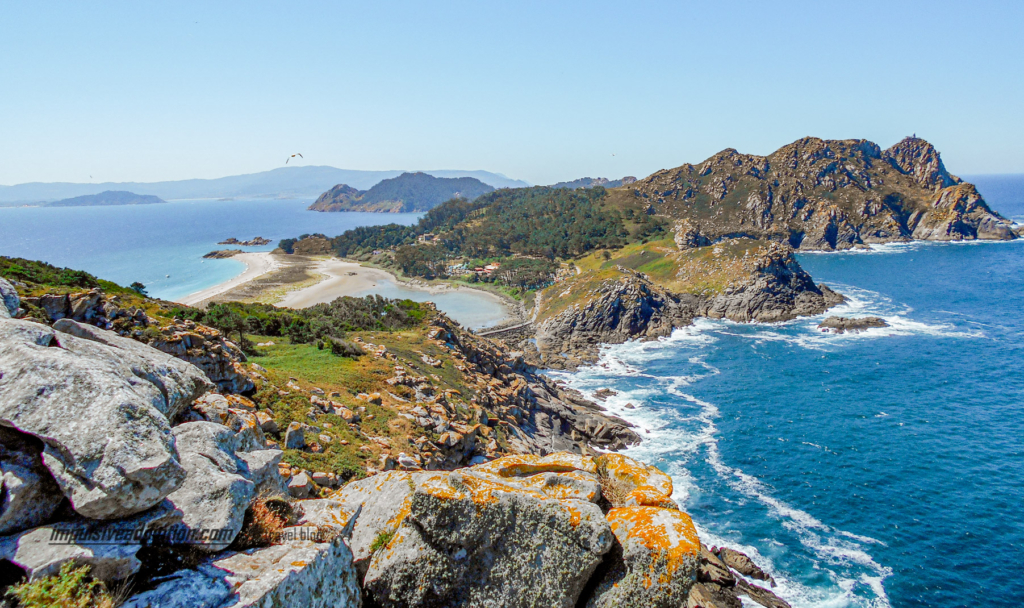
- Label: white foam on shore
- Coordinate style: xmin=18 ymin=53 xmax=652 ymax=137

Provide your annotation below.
xmin=550 ymin=323 xmax=895 ymax=608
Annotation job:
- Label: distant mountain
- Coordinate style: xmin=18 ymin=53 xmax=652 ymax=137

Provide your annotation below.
xmin=0 ymin=166 xmax=529 ymax=204
xmin=549 ymin=176 xmax=637 ymax=190
xmin=309 ymin=172 xmax=495 ymax=213
xmin=46 ymin=190 xmax=166 ymax=207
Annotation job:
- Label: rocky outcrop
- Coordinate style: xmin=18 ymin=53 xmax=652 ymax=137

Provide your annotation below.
xmin=0 ymin=500 xmax=183 ymax=582
xmin=0 ymin=427 xmax=63 ymax=535
xmin=534 ymin=244 xmax=843 ymax=368
xmin=624 ymin=136 xmax=1016 ymax=250
xmin=909 ymin=183 xmax=1017 ymax=241
xmin=16 ymin=288 xmax=252 ymax=394
xmin=535 ymin=273 xmax=695 ymax=370
xmin=0 ymin=318 xmax=211 ymax=519
xmin=0 ymin=278 xmax=18 ymax=318
xmin=121 ymin=505 xmax=362 ymax=608
xmin=334 ymin=452 xmax=700 ymax=608
xmin=698 ymin=243 xmax=844 ymax=323
xmin=202 ymin=249 xmax=243 ymax=259
xmin=146 ymin=319 xmax=253 ymax=394
xmin=818 ymin=316 xmax=889 ymax=334
xmin=219 ymin=237 xmax=271 ymax=246
xmin=426 ymin=317 xmax=641 ymax=458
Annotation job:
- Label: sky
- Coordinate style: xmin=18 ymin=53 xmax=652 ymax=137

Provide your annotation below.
xmin=1 ymin=1 xmax=1022 ymax=186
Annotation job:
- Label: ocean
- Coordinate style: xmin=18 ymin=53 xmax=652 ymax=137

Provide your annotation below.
xmin=0 ymin=198 xmax=422 ymax=301
xmin=553 ymin=177 xmax=1024 ymax=607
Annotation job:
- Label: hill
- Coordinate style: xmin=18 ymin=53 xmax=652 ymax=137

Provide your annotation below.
xmin=308 ymin=172 xmax=496 ymax=213
xmin=0 ymin=166 xmax=528 ymax=204
xmin=45 ymin=190 xmax=166 ymax=207
xmin=609 ymin=136 xmax=1018 ymax=250
xmin=549 ymin=176 xmax=637 ymax=189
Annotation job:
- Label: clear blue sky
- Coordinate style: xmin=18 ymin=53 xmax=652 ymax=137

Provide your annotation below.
xmin=2 ymin=1 xmax=1021 ymax=185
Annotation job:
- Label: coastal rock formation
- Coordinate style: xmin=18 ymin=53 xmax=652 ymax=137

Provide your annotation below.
xmin=818 ymin=316 xmax=889 ymax=334
xmin=534 ymin=243 xmax=843 ymax=368
xmin=17 ymin=287 xmax=253 ymax=394
xmin=202 ymin=249 xmax=243 ymax=258
xmin=535 ymin=273 xmax=694 ymax=370
xmin=620 ymin=136 xmax=1016 ymax=250
xmin=334 ymin=452 xmax=706 ymax=608
xmin=218 ymin=236 xmax=271 ymax=246
xmin=0 ymin=318 xmax=211 ymax=519
xmin=698 ymin=242 xmax=844 ymax=322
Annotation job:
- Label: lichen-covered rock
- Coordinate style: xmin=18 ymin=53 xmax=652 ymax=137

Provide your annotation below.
xmin=0 ymin=278 xmax=18 ymax=318
xmin=165 ymin=422 xmax=256 ymax=552
xmin=0 ymin=500 xmax=182 ymax=582
xmin=364 ymin=472 xmax=612 ymax=608
xmin=0 ymin=427 xmax=63 ymax=535
xmin=122 ymin=531 xmax=361 ymax=608
xmin=0 ymin=319 xmax=211 ymax=519
xmin=585 ymin=506 xmax=702 ymax=608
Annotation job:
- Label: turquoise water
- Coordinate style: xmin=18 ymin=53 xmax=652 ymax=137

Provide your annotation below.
xmin=555 ymin=181 xmax=1024 ymax=607
xmin=0 ymin=199 xmax=421 ymax=301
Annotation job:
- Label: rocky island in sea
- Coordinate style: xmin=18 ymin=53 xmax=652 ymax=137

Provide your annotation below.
xmin=0 ymin=136 xmax=1016 ymax=607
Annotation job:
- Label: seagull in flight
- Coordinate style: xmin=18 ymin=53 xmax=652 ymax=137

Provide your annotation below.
xmin=286 ymin=153 xmax=303 ymax=164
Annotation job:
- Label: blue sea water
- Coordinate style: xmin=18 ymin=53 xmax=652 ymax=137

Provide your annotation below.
xmin=0 ymin=199 xmax=421 ymax=301
xmin=554 ymin=185 xmax=1024 ymax=607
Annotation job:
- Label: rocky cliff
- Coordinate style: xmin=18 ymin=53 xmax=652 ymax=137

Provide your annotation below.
xmin=614 ymin=136 xmax=1016 ymax=250
xmin=531 ymin=239 xmax=843 ymax=369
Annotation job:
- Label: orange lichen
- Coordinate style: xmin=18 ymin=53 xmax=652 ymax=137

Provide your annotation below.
xmin=606 ymin=507 xmax=700 ymax=575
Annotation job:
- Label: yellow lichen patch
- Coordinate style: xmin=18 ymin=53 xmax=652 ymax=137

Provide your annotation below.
xmin=626 ymin=486 xmax=679 ymax=510
xmin=473 ymin=452 xmax=595 ymax=479
xmin=595 ymin=453 xmax=673 ymax=499
xmin=510 ymin=470 xmax=600 ymax=502
xmin=606 ymin=507 xmax=700 ymax=575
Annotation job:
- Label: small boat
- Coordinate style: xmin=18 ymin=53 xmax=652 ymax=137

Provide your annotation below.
xmin=165 ymin=274 xmax=170 ymax=278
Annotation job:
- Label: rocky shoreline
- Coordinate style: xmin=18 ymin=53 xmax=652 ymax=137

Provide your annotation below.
xmin=530 ymin=242 xmax=845 ymax=370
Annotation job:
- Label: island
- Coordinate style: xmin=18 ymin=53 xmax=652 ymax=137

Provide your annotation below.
xmin=309 ymin=172 xmax=495 ymax=213
xmin=45 ymin=190 xmax=166 ymax=207
xmin=218 ymin=236 xmax=271 ymax=246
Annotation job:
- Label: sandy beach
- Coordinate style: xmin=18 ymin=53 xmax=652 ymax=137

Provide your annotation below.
xmin=176 ymin=252 xmax=279 ymax=306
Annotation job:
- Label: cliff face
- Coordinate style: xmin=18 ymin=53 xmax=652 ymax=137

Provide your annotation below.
xmin=532 ymin=240 xmax=843 ymax=369
xmin=618 ymin=136 xmax=1016 ymax=250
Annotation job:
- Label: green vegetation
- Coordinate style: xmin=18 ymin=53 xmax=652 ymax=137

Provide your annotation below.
xmin=169 ymin=297 xmax=427 ymax=347
xmin=1 ymin=256 xmax=137 ymax=298
xmin=370 ymin=529 xmax=396 ymax=553
xmin=6 ymin=562 xmax=115 ymax=608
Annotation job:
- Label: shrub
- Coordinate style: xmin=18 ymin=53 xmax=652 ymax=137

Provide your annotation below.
xmin=231 ymin=498 xmax=289 ymax=550
xmin=6 ymin=562 xmax=114 ymax=608
xmin=328 ymin=337 xmax=366 ymax=358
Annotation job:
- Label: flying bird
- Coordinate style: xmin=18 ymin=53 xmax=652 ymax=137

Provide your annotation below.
xmin=286 ymin=153 xmax=303 ymax=164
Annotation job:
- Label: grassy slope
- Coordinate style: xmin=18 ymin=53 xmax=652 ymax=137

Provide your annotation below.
xmin=536 ymin=237 xmax=767 ymax=322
